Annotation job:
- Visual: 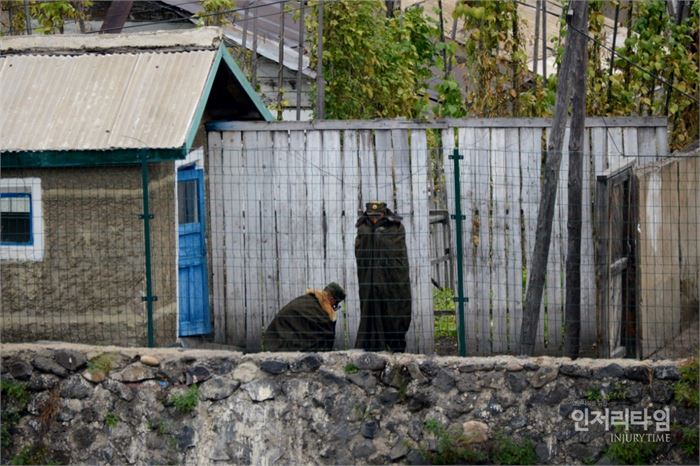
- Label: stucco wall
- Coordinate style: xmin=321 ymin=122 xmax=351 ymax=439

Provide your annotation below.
xmin=1 ymin=163 xmax=177 ymax=346
xmin=1 ymin=343 xmax=697 ymax=465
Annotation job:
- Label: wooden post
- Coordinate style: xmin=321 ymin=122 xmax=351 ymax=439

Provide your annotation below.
xmin=23 ymin=0 xmax=32 ymax=34
xmin=541 ymin=0 xmax=547 ymax=79
xmin=296 ymin=1 xmax=305 ymax=121
xmin=520 ymin=1 xmax=587 ymax=355
xmin=252 ymin=9 xmax=258 ymax=89
xmin=438 ymin=0 xmax=448 ymax=79
xmin=316 ymin=0 xmax=325 ymax=119
xmin=564 ymin=1 xmax=588 ymax=358
xmin=533 ymin=0 xmax=541 ymax=77
xmin=277 ymin=7 xmax=285 ymax=121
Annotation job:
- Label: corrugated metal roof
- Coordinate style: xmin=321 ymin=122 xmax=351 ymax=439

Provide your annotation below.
xmin=0 ymin=49 xmax=216 ymax=152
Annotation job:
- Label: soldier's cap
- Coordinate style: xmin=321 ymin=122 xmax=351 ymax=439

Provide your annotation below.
xmin=366 ymin=201 xmax=387 ymax=215
xmin=324 ymin=282 xmax=346 ymax=302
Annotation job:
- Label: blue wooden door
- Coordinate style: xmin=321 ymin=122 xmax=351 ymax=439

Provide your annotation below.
xmin=177 ymin=167 xmax=211 ymax=336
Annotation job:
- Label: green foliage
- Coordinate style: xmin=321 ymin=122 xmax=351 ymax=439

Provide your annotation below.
xmin=1 ymin=380 xmax=29 ymax=452
xmin=148 ymin=418 xmax=171 ymax=436
xmin=605 ymin=427 xmax=657 ymax=465
xmin=454 ymin=0 xmax=549 ymax=117
xmin=306 ymin=0 xmax=437 ymax=119
xmin=491 ymin=433 xmax=537 ymax=465
xmin=194 ymin=0 xmax=236 ymax=26
xmin=343 ymin=363 xmax=359 ymax=375
xmin=676 ymin=425 xmax=699 ymax=457
xmin=30 ymin=0 xmax=92 ymax=34
xmin=433 ymin=288 xmax=456 ymax=311
xmin=10 ymin=444 xmax=59 ymax=465
xmin=434 ymin=315 xmax=457 ymax=339
xmin=420 ymin=419 xmax=487 ymax=465
xmin=170 ymin=385 xmax=199 ymax=414
xmin=86 ymin=353 xmax=113 ymax=374
xmin=104 ymin=412 xmax=119 ymax=428
xmin=674 ymin=358 xmax=699 ymax=408
xmin=585 ymin=388 xmax=603 ymax=402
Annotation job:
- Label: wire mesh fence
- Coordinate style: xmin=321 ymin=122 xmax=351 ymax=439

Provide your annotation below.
xmin=1 ymin=119 xmax=697 ymax=359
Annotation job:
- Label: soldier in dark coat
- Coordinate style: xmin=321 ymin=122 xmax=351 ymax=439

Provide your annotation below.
xmin=355 ymin=202 xmax=412 ymax=352
xmin=263 ymin=282 xmax=346 ymax=352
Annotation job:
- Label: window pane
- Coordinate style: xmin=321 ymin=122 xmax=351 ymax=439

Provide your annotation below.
xmin=178 ymin=180 xmax=198 ymax=224
xmin=0 ymin=195 xmax=31 ymax=244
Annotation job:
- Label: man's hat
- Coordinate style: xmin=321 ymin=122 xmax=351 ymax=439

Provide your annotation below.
xmin=324 ymin=282 xmax=346 ymax=302
xmin=366 ymin=201 xmax=387 ymax=215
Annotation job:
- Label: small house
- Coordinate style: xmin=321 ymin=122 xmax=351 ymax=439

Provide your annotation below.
xmin=0 ymin=27 xmax=272 ymax=346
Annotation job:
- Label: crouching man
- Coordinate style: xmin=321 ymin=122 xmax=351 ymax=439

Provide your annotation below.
xmin=263 ymin=282 xmax=346 ymax=352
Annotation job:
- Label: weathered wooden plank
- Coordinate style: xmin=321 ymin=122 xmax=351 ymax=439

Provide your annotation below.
xmin=374 ymin=130 xmax=394 ymax=207
xmin=391 ymin=129 xmax=416 ymax=350
xmin=207 ymin=131 xmax=226 ymax=344
xmin=242 ymin=131 xmax=263 ymax=350
xmin=504 ymin=128 xmax=523 ymax=352
xmin=580 ymin=129 xmax=596 ymax=353
xmin=257 ymin=131 xmax=278 ymax=331
xmin=472 ymin=127 xmax=492 ymax=354
xmin=410 ymin=129 xmax=433 ymax=353
xmin=272 ymin=131 xmax=295 ymax=311
xmin=490 ymin=128 xmax=508 ymax=353
xmin=209 ymin=116 xmax=667 ymax=132
xmin=322 ymin=130 xmax=345 ymax=349
xmin=342 ymin=130 xmax=361 ymax=349
xmin=288 ymin=130 xmax=309 ymax=304
xmin=358 ymin=130 xmax=377 ymax=203
xmin=622 ymin=127 xmax=639 ymax=164
xmin=519 ymin=128 xmax=543 ymax=352
xmin=655 ymin=126 xmax=668 ymax=158
xmin=678 ymin=157 xmax=699 ymax=318
xmin=637 ymin=128 xmax=657 ymax=165
xmin=606 ymin=127 xmax=624 ymax=172
xmin=221 ymin=131 xmax=247 ymax=347
xmin=306 ymin=130 xmax=326 ymax=291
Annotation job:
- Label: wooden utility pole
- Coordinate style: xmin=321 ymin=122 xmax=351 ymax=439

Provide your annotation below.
xmin=564 ymin=1 xmax=588 ymax=359
xmin=316 ymin=0 xmax=325 ymax=119
xmin=520 ymin=0 xmax=588 ymax=355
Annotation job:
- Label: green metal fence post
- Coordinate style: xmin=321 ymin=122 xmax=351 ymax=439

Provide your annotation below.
xmin=140 ymin=152 xmax=156 ymax=347
xmin=450 ymin=148 xmax=468 ymax=356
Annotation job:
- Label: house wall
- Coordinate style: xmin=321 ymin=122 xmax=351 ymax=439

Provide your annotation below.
xmin=1 ymin=163 xmax=177 ymax=347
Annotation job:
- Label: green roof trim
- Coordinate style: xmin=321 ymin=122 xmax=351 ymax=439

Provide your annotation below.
xmin=0 ymin=148 xmax=186 ymax=169
xmin=184 ymin=44 xmax=273 ymax=152
xmin=220 ymin=45 xmax=274 ymax=122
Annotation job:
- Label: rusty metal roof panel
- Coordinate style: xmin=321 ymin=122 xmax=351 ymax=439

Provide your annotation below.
xmin=0 ymin=49 xmax=216 ymax=152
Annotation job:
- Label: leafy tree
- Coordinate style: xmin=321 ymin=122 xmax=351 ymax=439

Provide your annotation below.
xmin=31 ymin=0 xmax=92 ymax=34
xmin=305 ymin=0 xmax=438 ymax=119
xmin=194 ymin=0 xmax=236 ymax=27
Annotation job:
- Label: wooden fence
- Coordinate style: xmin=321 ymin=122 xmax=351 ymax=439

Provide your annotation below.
xmin=205 ymin=117 xmax=670 ymax=356
xmin=442 ymin=117 xmax=669 ymax=356
xmin=635 ymin=155 xmax=699 ymax=358
xmin=207 ymin=122 xmax=433 ymax=353
xmin=430 ymin=210 xmax=454 ymax=289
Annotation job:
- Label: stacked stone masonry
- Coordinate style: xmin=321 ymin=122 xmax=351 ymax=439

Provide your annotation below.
xmin=0 ymin=343 xmax=697 ymax=465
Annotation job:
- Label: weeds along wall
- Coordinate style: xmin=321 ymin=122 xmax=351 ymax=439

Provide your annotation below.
xmin=1 ymin=343 xmax=698 ymax=465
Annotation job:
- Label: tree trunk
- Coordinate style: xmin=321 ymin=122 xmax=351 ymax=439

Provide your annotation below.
xmin=564 ymin=1 xmax=589 ymax=359
xmin=519 ymin=1 xmax=588 ymax=355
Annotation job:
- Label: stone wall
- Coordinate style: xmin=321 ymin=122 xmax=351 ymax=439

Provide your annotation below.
xmin=1 ymin=163 xmax=177 ymax=346
xmin=1 ymin=343 xmax=697 ymax=465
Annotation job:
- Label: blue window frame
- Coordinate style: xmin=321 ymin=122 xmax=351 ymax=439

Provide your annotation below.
xmin=0 ymin=193 xmax=33 ymax=246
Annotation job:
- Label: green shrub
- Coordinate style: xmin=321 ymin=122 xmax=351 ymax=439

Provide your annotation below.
xmin=433 ymin=288 xmax=456 ymax=311
xmin=675 ymin=358 xmax=699 ymax=408
xmin=420 ymin=419 xmax=486 ymax=465
xmin=491 ymin=433 xmax=537 ymax=465
xmin=86 ymin=353 xmax=114 ymax=374
xmin=344 ymin=363 xmax=359 ymax=374
xmin=170 ymin=385 xmax=199 ymax=414
xmin=104 ymin=413 xmax=119 ymax=428
xmin=605 ymin=428 xmax=657 ymax=465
